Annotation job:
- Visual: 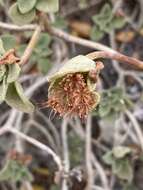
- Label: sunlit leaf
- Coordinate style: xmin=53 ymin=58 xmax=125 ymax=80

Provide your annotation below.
xmin=112 ymin=146 xmax=131 ymax=159
xmin=17 ymin=0 xmax=37 ymax=14
xmin=48 ymin=55 xmax=96 ymax=82
xmin=103 ymin=151 xmax=114 ymax=165
xmin=36 ymin=0 xmax=59 ymax=13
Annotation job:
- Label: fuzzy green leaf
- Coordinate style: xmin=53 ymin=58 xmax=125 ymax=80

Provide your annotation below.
xmin=112 ymin=159 xmax=133 ymax=182
xmin=7 ymin=64 xmax=21 ymax=83
xmin=9 ymin=3 xmax=36 ymax=25
xmin=1 ymin=34 xmax=17 ymax=51
xmin=6 ymin=81 xmax=35 ymax=113
xmin=36 ymin=0 xmax=59 ymax=13
xmin=103 ymin=151 xmax=114 ymax=165
xmin=92 ymin=4 xmax=113 ymax=29
xmin=90 ymin=26 xmax=104 ymax=41
xmin=38 ymin=58 xmax=51 ymax=74
xmin=17 ymin=0 xmax=37 ymax=14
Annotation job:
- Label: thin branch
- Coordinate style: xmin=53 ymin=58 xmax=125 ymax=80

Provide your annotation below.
xmin=20 ymin=26 xmax=41 ymax=65
xmin=61 ymin=117 xmax=70 ymax=190
xmin=86 ymin=51 xmax=143 ymax=70
xmin=9 ymin=127 xmax=62 ymax=170
xmin=85 ymin=115 xmax=94 ymax=190
xmin=125 ymin=110 xmax=143 ymax=151
xmin=0 ymin=126 xmax=62 ymax=171
xmin=0 ymin=21 xmax=143 ymax=70
xmin=92 ymin=154 xmax=110 ymax=190
xmin=0 ymin=21 xmax=36 ymax=31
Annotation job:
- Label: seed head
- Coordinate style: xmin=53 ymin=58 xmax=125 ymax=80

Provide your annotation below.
xmin=44 ymin=55 xmax=103 ymax=118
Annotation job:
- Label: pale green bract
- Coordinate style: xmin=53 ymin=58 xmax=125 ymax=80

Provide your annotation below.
xmin=47 ymin=55 xmax=96 ymax=82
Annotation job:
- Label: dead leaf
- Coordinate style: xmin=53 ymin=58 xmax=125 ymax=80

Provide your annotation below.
xmin=0 ymin=49 xmax=20 ymax=65
xmin=116 ymin=31 xmax=135 ymax=43
xmin=69 ymin=20 xmax=91 ymax=38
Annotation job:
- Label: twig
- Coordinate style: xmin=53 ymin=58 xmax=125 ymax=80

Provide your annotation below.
xmin=61 ymin=117 xmax=70 ymax=190
xmin=0 ymin=126 xmax=62 ymax=170
xmin=0 ymin=21 xmax=143 ymax=70
xmin=85 ymin=115 xmax=94 ymax=190
xmin=0 ymin=21 xmax=36 ymax=31
xmin=92 ymin=154 xmax=110 ymax=190
xmin=125 ymin=110 xmax=143 ymax=151
xmin=86 ymin=51 xmax=143 ymax=70
xmin=20 ymin=26 xmax=41 ymax=65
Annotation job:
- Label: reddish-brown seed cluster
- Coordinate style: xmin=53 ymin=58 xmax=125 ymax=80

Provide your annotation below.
xmin=0 ymin=49 xmax=20 ymax=65
xmin=46 ymin=73 xmax=97 ymax=118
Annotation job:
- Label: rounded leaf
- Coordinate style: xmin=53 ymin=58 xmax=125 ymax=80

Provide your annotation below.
xmin=48 ymin=55 xmax=96 ymax=82
xmin=36 ymin=0 xmax=59 ymax=13
xmin=18 ymin=0 xmax=37 ymax=14
xmin=1 ymin=34 xmax=17 ymax=51
xmin=113 ymin=146 xmax=131 ymax=159
xmin=6 ymin=82 xmax=35 ymax=113
xmin=9 ymin=3 xmax=36 ymax=25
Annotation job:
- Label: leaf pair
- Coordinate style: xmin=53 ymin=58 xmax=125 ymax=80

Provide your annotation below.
xmin=103 ymin=146 xmax=133 ymax=182
xmin=90 ymin=4 xmax=126 ymax=41
xmin=0 ymin=38 xmax=34 ymax=113
xmin=9 ymin=0 xmax=59 ymax=25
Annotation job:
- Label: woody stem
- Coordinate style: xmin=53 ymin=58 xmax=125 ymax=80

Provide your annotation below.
xmin=86 ymin=51 xmax=143 ymax=70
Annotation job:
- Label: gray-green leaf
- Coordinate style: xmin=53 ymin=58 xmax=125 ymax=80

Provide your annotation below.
xmin=9 ymin=3 xmax=36 ymax=25
xmin=1 ymin=34 xmax=17 ymax=51
xmin=6 ymin=81 xmax=35 ymax=113
xmin=36 ymin=0 xmax=59 ymax=13
xmin=112 ymin=159 xmax=133 ymax=182
xmin=112 ymin=146 xmax=131 ymax=159
xmin=18 ymin=0 xmax=37 ymax=14
xmin=7 ymin=64 xmax=21 ymax=83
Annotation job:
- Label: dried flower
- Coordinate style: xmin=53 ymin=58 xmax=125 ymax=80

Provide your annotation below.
xmin=8 ymin=150 xmax=32 ymax=165
xmin=0 ymin=49 xmax=20 ymax=65
xmin=44 ymin=55 xmax=103 ymax=118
